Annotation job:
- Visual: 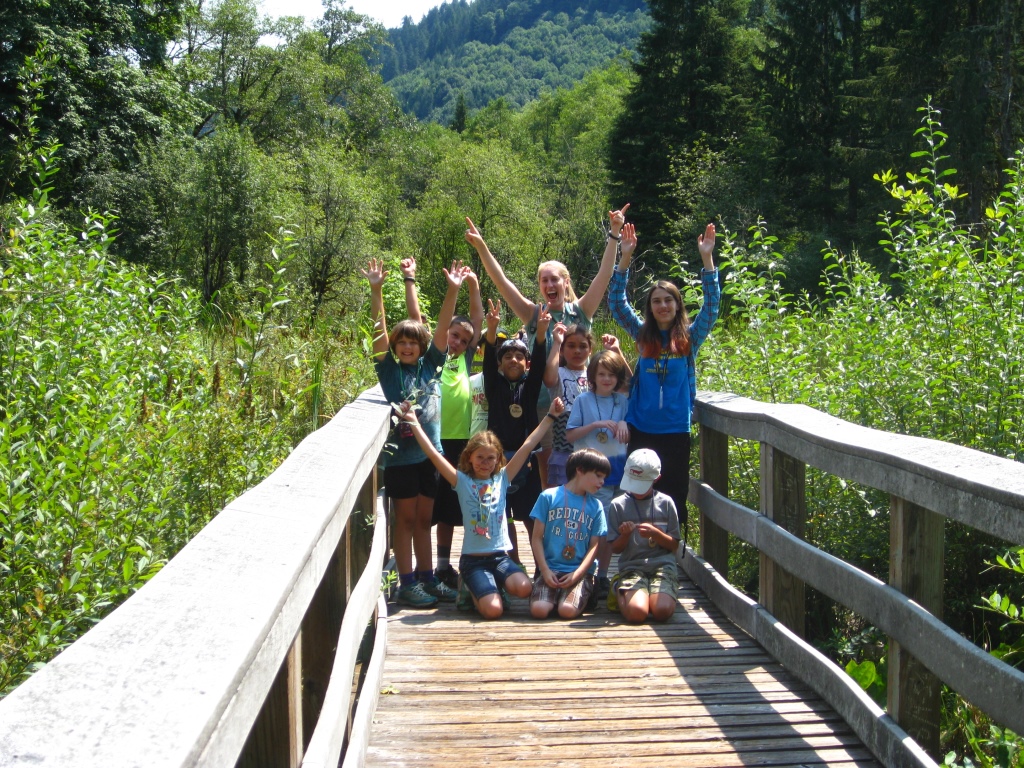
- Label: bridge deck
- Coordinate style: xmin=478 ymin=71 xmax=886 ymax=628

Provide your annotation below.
xmin=364 ymin=523 xmax=880 ymax=768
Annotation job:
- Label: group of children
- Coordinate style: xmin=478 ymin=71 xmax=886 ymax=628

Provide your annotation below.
xmin=365 ymin=204 xmax=718 ymax=623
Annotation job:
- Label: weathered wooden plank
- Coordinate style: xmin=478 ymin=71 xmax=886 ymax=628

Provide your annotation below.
xmin=700 ymin=424 xmax=731 ymax=576
xmin=368 ymin=740 xmax=876 ymax=763
xmin=760 ymin=444 xmax=807 ymax=639
xmin=0 ymin=387 xmax=393 ymax=768
xmin=888 ymin=497 xmax=944 ymax=758
xmin=694 ymin=392 xmax=1024 ymax=545
xmin=300 ymin=494 xmax=389 ymax=768
xmin=371 ymin=700 xmax=841 ymax=725
xmin=339 ymin=595 xmax=389 ymax=768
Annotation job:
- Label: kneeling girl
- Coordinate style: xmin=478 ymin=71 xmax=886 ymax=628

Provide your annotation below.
xmin=399 ymin=397 xmax=565 ymax=619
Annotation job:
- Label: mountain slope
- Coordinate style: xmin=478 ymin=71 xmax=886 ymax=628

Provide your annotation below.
xmin=375 ymin=0 xmax=649 ymax=122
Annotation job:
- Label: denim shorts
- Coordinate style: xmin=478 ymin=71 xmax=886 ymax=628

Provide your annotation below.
xmin=459 ymin=552 xmax=526 ymax=598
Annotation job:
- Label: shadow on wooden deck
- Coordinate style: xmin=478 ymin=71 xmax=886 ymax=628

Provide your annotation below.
xmin=364 ymin=523 xmax=881 ymax=768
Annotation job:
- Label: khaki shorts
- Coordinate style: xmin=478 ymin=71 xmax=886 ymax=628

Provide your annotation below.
xmin=531 ymin=573 xmax=594 ymax=614
xmin=617 ymin=564 xmax=679 ymax=599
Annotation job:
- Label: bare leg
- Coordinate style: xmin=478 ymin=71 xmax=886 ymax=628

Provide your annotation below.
xmin=650 ymin=592 xmax=677 ymax=621
xmin=505 ymin=571 xmax=533 ymax=598
xmin=620 ymin=588 xmax=650 ymax=623
xmin=474 ymin=592 xmax=504 ymax=619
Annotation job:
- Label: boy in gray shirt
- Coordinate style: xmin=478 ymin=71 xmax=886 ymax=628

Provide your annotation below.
xmin=607 ymin=449 xmax=681 ymax=622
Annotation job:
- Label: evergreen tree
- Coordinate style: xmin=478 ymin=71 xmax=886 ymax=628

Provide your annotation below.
xmin=450 ymin=92 xmax=468 ymax=133
xmin=608 ymin=0 xmax=750 ymax=260
xmin=758 ymin=0 xmax=861 ymax=231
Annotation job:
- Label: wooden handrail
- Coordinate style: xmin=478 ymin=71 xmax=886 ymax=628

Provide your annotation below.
xmin=690 ymin=391 xmax=1024 ymax=766
xmin=0 ymin=386 xmax=395 ymax=768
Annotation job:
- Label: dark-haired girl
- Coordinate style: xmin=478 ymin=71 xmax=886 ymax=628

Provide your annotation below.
xmin=607 ymin=221 xmax=720 ymax=516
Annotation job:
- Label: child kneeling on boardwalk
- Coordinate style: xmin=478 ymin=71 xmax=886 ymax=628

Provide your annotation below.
xmin=398 ymin=398 xmax=565 ymax=619
xmin=529 ymin=448 xmax=610 ymax=619
xmin=606 ymin=449 xmax=681 ymax=623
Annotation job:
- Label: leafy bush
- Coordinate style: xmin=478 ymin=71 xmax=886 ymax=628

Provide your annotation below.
xmin=0 ymin=148 xmax=355 ymax=695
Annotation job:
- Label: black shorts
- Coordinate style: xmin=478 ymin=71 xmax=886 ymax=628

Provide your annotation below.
xmin=384 ymin=459 xmax=438 ymax=501
xmin=506 ymin=460 xmax=541 ymax=521
xmin=432 ymin=439 xmax=467 ymax=526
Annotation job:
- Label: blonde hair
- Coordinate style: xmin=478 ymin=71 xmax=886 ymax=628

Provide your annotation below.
xmin=536 ymin=260 xmax=578 ymax=303
xmin=458 ymin=431 xmax=507 ymax=475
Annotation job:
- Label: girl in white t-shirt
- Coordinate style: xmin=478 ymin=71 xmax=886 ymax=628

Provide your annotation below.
xmin=543 ymin=323 xmax=593 ymax=487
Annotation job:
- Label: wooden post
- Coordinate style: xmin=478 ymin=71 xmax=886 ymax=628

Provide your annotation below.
xmin=238 ymin=634 xmax=303 ymax=768
xmin=351 ymin=469 xmax=378 ymax=585
xmin=888 ymin=496 xmax=944 ymax=758
xmin=759 ymin=444 xmax=807 ymax=639
xmin=699 ymin=425 xmax=730 ymax=579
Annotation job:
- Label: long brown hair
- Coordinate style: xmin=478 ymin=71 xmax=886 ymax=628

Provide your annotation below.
xmin=637 ymin=280 xmax=690 ymax=358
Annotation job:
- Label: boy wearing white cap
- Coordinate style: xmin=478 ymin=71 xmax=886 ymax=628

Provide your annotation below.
xmin=607 ymin=449 xmax=681 ymax=622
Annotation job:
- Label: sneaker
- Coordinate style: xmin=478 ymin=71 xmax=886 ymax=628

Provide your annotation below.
xmin=435 ymin=564 xmax=459 ymax=589
xmin=396 ymin=581 xmax=438 ymax=608
xmin=595 ymin=576 xmax=611 ymax=601
xmin=422 ymin=577 xmax=457 ymax=602
xmin=456 ymin=578 xmax=474 ymax=611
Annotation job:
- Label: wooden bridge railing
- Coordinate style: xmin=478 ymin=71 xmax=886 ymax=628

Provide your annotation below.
xmin=0 ymin=386 xmax=395 ymax=768
xmin=688 ymin=391 xmax=1024 ymax=768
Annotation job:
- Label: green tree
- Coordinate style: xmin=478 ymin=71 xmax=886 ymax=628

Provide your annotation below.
xmin=608 ymin=0 xmax=752 ymax=267
xmin=0 ymin=0 xmax=196 ymax=204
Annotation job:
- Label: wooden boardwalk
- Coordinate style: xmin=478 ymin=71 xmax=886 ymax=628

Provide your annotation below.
xmin=365 ymin=523 xmax=881 ymax=768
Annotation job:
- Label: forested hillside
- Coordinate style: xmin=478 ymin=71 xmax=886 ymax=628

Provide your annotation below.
xmin=374 ymin=0 xmax=649 ymax=121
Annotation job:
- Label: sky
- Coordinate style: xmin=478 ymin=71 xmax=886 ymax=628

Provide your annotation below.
xmin=258 ymin=0 xmax=446 ymax=30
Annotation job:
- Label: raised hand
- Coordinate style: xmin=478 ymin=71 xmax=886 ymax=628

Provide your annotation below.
xmin=551 ymin=322 xmax=567 ymax=345
xmin=536 ymin=307 xmax=552 ymax=339
xmin=465 ymin=217 xmax=486 ymax=251
xmin=609 ymin=202 xmax=631 ymax=236
xmin=620 ymin=222 xmax=637 ymax=260
xmin=400 ymin=257 xmax=417 ymax=279
xmin=602 ymin=333 xmax=622 ymax=353
xmin=444 ymin=259 xmax=468 ymax=289
xmin=698 ymin=222 xmax=716 ymax=268
xmin=548 ymin=396 xmax=565 ymax=418
xmin=360 ymin=257 xmax=387 ymax=289
xmin=486 ymin=298 xmax=502 ymax=333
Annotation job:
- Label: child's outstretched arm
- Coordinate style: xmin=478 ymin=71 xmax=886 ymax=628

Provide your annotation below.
xmin=608 ymin=223 xmax=642 ymax=341
xmin=360 ymin=258 xmax=389 ymax=361
xmin=577 ymin=203 xmax=629 ymax=320
xmin=466 ymin=268 xmax=484 ymax=349
xmin=506 ymin=397 xmax=564 ymax=479
xmin=543 ymin=318 xmax=564 ymax=389
xmin=465 ymin=217 xmax=535 ymax=325
xmin=400 ymin=257 xmax=423 ymax=323
xmin=433 ymin=260 xmax=468 ymax=352
xmin=395 ymin=402 xmax=457 ymax=488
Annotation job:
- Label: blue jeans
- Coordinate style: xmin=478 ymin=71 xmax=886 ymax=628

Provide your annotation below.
xmin=459 ymin=552 xmax=526 ymax=598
